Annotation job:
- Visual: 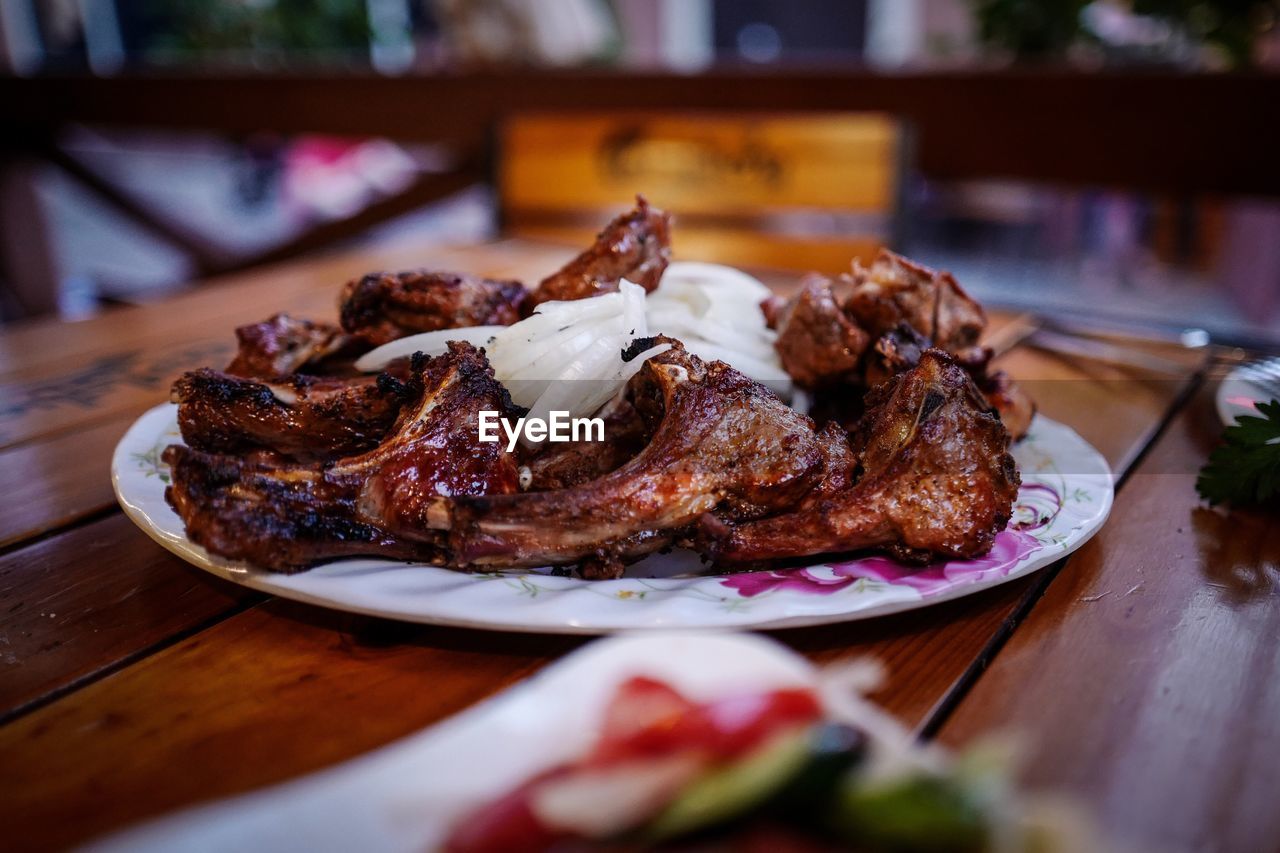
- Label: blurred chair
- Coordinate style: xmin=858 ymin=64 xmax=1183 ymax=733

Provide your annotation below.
xmin=499 ymin=112 xmax=903 ymax=273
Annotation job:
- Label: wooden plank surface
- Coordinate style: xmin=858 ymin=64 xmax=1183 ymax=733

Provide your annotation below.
xmin=0 ymin=514 xmax=257 ymax=721
xmin=935 ymin=385 xmax=1279 ymax=853
xmin=1 ymin=600 xmax=577 ymax=851
xmin=0 ymin=413 xmax=135 ymax=548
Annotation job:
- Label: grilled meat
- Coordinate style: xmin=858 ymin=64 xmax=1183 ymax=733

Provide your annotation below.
xmin=164 ymin=446 xmax=442 ymax=571
xmin=173 ymin=368 xmax=413 ymax=462
xmin=447 ymin=339 xmax=829 ymax=578
xmin=861 ymin=324 xmax=931 ymax=388
xmin=845 ymin=250 xmax=986 ymax=353
xmin=528 ymin=196 xmax=672 ymax=308
xmin=772 ymin=273 xmax=869 ymax=389
xmin=712 ymin=349 xmax=1019 ymax=567
xmin=166 ymin=342 xmax=522 ymax=572
xmin=980 ymin=369 xmax=1036 ymax=442
xmin=339 ymin=270 xmax=527 ymax=347
xmin=226 ymin=313 xmax=360 ymax=379
xmin=521 ymin=395 xmax=652 ymax=491
xmin=767 ymin=249 xmax=1034 ymax=439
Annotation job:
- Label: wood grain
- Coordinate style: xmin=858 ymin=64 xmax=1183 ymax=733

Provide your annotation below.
xmin=935 ymin=387 xmax=1280 ymax=853
xmin=0 ymin=340 xmax=1197 ymax=848
xmin=0 ymin=514 xmax=257 ymax=720
xmin=0 ymin=412 xmax=134 ymax=548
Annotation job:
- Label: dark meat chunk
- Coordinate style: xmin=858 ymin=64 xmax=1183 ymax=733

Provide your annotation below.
xmin=712 ymin=349 xmax=1019 ymax=567
xmin=529 ymin=196 xmax=672 ymax=308
xmin=446 ymin=339 xmax=828 ymax=578
xmin=173 ymin=369 xmax=412 ymax=462
xmin=521 ymin=396 xmax=651 ymax=491
xmin=166 ymin=343 xmax=522 ymax=572
xmin=771 ymin=274 xmax=870 ymax=389
xmin=861 ymin=323 xmax=930 ymax=388
xmin=339 ymin=270 xmax=527 ymax=347
xmin=226 ymin=313 xmax=359 ymax=379
xmin=766 ymin=248 xmax=1033 ymax=440
xmin=845 ymin=250 xmax=986 ymax=352
xmin=854 ymin=326 xmax=1033 ymax=440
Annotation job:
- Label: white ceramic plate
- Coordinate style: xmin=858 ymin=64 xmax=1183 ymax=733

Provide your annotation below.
xmin=87 ymin=633 xmax=823 ymax=852
xmin=113 ymin=404 xmax=1112 ymax=633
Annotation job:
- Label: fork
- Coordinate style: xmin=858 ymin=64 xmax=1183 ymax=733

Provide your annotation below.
xmin=1235 ymin=356 xmax=1280 ymax=402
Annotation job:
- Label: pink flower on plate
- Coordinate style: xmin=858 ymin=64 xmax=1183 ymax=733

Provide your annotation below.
xmin=720 ymin=528 xmax=1041 ymax=598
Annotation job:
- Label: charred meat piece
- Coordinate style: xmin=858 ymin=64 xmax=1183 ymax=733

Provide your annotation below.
xmin=447 ymin=339 xmax=829 ymax=578
xmin=521 ymin=395 xmax=652 ymax=491
xmin=980 ymin=369 xmax=1036 ymax=442
xmin=164 ymin=446 xmax=442 ymax=572
xmin=845 ymin=250 xmax=986 ymax=353
xmin=853 ymin=325 xmax=1034 ymax=440
xmin=713 ymin=349 xmax=1019 ymax=567
xmin=173 ymin=368 xmax=413 ymax=462
xmin=339 ymin=270 xmax=527 ymax=347
xmin=166 ymin=343 xmax=522 ymax=572
xmin=529 ymin=196 xmax=672 ymax=308
xmin=226 ymin=313 xmax=359 ymax=379
xmin=772 ymin=273 xmax=870 ymax=390
xmin=861 ymin=323 xmax=930 ymax=389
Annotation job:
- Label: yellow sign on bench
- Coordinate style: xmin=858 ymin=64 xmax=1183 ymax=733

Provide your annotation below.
xmin=500 ymin=112 xmax=902 ymax=273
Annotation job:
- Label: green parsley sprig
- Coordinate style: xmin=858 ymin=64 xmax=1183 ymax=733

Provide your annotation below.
xmin=1196 ymin=399 xmax=1280 ymax=507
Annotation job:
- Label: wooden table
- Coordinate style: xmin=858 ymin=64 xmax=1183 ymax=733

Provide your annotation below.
xmin=0 ymin=239 xmax=1275 ymax=852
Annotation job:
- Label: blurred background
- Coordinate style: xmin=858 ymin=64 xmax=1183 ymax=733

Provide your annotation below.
xmin=1 ymin=0 xmax=1277 ymax=345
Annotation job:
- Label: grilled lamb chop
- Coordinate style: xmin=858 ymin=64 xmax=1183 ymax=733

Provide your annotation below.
xmin=339 ymin=270 xmax=527 ymax=347
xmin=166 ymin=342 xmax=521 ymax=572
xmin=711 ymin=349 xmax=1019 ymax=567
xmin=447 ymin=339 xmax=829 ymax=578
xmin=528 ymin=196 xmax=672 ymax=308
xmin=226 ymin=313 xmax=360 ymax=379
xmin=173 ymin=368 xmax=413 ymax=462
xmin=164 ymin=446 xmax=442 ymax=571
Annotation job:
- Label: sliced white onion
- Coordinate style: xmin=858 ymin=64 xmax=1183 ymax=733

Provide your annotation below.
xmin=355 ymin=325 xmax=503 ymax=372
xmin=647 ymin=262 xmax=787 ymax=396
xmin=660 ymin=261 xmax=774 ymax=302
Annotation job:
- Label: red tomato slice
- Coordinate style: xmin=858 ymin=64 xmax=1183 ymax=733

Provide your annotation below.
xmin=595 ymin=678 xmax=821 ymax=763
xmin=593 ymin=676 xmax=709 ymax=762
xmin=443 ymin=678 xmax=823 ymax=851
xmin=700 ymin=689 xmax=823 ymax=757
